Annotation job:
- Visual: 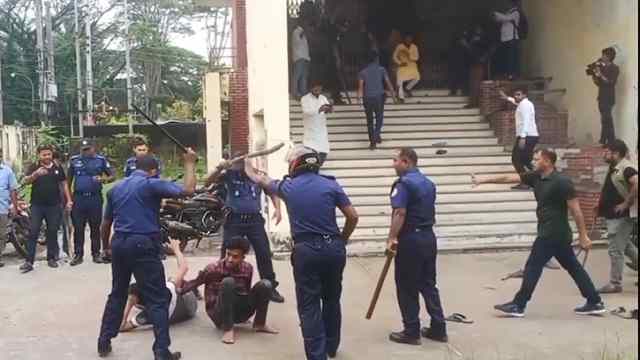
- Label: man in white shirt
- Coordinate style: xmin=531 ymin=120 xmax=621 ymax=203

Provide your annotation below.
xmin=301 ymin=80 xmax=332 ymax=165
xmin=291 ymin=20 xmax=311 ymax=100
xmin=493 ymin=0 xmax=522 ymax=79
xmin=500 ymin=87 xmax=539 ymax=190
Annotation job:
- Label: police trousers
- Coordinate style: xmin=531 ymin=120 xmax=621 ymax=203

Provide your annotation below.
xmin=395 ymin=227 xmax=446 ymax=338
xmin=222 ymin=215 xmax=278 ymax=288
xmin=99 ymin=233 xmax=172 ymax=356
xmin=513 ymin=237 xmax=602 ymax=308
xmin=292 ymin=234 xmax=346 ymax=360
xmin=71 ymin=194 xmax=103 ymax=258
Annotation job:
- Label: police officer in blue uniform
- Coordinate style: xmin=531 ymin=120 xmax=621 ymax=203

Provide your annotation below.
xmin=387 ymin=147 xmax=448 ymax=345
xmin=97 ymin=150 xmax=198 ymax=360
xmin=205 ymin=155 xmax=286 ymax=303
xmin=68 ymin=139 xmax=115 ymax=266
xmin=244 ymin=145 xmax=359 ymax=360
xmin=124 ymin=138 xmax=162 ymax=178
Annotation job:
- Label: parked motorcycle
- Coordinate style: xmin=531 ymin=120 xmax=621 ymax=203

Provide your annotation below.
xmin=5 ymin=201 xmax=32 ymax=259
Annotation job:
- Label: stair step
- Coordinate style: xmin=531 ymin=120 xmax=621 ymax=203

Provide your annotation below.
xmin=337 ymin=173 xmax=509 ymax=187
xmin=338 ymin=211 xmax=537 ymax=228
xmin=293 ymin=131 xmax=496 ymax=143
xmin=343 ymin=89 xmax=449 ymax=97
xmin=291 ymin=103 xmax=471 ymax=113
xmin=326 ymin=138 xmax=498 ymax=151
xmin=290 ymin=95 xmax=469 ymax=106
xmin=291 ymin=108 xmax=481 ymax=119
xmin=325 ymin=164 xmax=513 ymax=178
xmin=350 ymin=191 xmax=535 ymax=205
xmin=328 ymin=146 xmax=506 ymax=158
xmin=342 ymin=183 xmax=529 ymax=196
xmin=324 ymin=155 xmax=512 ymax=169
xmin=291 ymin=123 xmax=490 ymax=135
xmin=290 ymin=116 xmax=485 ymax=127
xmin=341 ymin=201 xmax=538 ymax=216
xmin=349 ymin=222 xmax=539 ymax=240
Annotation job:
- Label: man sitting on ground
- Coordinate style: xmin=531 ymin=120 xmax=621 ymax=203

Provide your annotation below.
xmin=120 ymin=240 xmax=198 ymax=332
xmin=180 ymin=235 xmax=278 ymax=344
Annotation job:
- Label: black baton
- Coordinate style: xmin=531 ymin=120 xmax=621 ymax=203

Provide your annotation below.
xmin=132 ymin=104 xmax=189 ymax=153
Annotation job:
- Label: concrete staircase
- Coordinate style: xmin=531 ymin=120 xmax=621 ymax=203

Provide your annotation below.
xmin=290 ymin=90 xmax=538 ymax=254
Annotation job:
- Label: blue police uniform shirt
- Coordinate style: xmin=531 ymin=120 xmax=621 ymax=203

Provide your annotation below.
xmin=0 ymin=163 xmax=18 ymax=215
xmin=69 ymin=154 xmax=114 ymax=194
xmin=268 ymin=172 xmax=351 ymax=238
xmin=390 ymin=168 xmax=436 ymax=226
xmin=104 ymin=170 xmax=185 ymax=234
xmin=124 ymin=156 xmax=163 ymax=178
xmin=222 ymin=170 xmax=263 ymax=214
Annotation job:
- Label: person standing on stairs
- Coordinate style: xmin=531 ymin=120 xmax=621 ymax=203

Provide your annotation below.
xmin=393 ymin=33 xmax=421 ymax=103
xmin=301 ymin=80 xmax=332 ymax=166
xmin=500 ymin=87 xmax=539 ymax=191
xmin=358 ymin=50 xmax=396 ymax=150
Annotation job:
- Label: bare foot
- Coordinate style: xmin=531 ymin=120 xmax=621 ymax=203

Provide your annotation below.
xmin=254 ymin=325 xmax=279 ymax=335
xmin=222 ymin=330 xmax=235 ymax=344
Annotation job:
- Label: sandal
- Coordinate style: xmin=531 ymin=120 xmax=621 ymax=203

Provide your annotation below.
xmin=445 ymin=313 xmax=474 ymax=324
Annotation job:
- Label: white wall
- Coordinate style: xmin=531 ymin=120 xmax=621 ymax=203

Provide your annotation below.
xmin=246 ymin=0 xmax=292 ymax=239
xmin=523 ymin=0 xmax=638 ymax=148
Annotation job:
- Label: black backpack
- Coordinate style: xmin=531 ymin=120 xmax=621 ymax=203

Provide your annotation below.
xmin=513 ymin=9 xmax=529 ymax=40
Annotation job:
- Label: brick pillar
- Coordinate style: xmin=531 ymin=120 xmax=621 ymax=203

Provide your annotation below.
xmin=229 ymin=0 xmax=249 ymax=153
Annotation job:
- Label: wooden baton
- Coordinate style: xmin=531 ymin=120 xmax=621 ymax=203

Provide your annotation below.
xmin=366 ymin=252 xmax=395 ymax=320
xmin=229 ymin=142 xmax=286 ymax=165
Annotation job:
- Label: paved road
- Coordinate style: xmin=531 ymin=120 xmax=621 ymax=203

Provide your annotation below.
xmin=0 ymin=249 xmax=637 ymax=360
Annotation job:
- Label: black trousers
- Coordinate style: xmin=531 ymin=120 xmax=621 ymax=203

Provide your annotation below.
xmin=213 ymin=278 xmax=272 ymax=331
xmin=364 ymin=95 xmax=385 ymax=145
xmin=512 ymin=136 xmax=539 ymax=176
xmin=71 ymin=194 xmax=103 ymax=258
xmin=395 ymin=228 xmax=446 ymax=338
xmin=513 ymin=238 xmax=602 ymax=308
xmin=598 ymin=100 xmax=616 ymax=145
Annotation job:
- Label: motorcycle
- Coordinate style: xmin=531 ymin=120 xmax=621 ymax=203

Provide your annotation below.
xmin=5 ymin=201 xmax=32 ymax=259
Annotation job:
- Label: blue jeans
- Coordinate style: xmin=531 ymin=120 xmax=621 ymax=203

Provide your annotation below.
xmin=293 ymin=59 xmax=310 ymax=98
xmin=364 ymin=95 xmax=385 ymax=144
xmin=395 ymin=228 xmax=446 ymax=338
xmin=99 ymin=233 xmax=171 ymax=356
xmin=292 ymin=234 xmax=346 ymax=360
xmin=27 ymin=205 xmax=62 ymax=263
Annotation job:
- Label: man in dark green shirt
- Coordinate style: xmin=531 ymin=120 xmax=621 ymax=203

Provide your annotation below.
xmin=472 ymin=149 xmax=605 ymax=317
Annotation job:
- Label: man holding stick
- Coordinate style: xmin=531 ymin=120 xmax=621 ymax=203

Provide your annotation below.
xmin=243 ymin=145 xmax=359 ymax=360
xmin=472 ymin=149 xmax=606 ymax=317
xmin=386 ymin=148 xmax=448 ymax=345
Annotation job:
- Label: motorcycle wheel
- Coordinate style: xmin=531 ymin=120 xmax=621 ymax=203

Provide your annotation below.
xmin=9 ymin=232 xmax=28 ymax=259
xmin=201 ymin=211 xmax=223 ymax=236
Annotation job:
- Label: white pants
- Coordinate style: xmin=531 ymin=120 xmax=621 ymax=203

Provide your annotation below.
xmin=397 ymin=78 xmax=419 ymax=99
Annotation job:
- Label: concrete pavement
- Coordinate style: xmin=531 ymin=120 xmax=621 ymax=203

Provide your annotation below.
xmin=0 ymin=249 xmax=637 ymax=360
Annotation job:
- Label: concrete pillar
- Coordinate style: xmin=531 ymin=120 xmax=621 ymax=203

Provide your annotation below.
xmin=204 ymin=72 xmax=223 ymax=172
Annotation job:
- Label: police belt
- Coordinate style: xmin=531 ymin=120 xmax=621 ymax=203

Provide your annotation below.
xmin=292 ymin=233 xmax=342 ymax=245
xmin=226 ymin=212 xmax=264 ymax=224
xmin=74 ymin=191 xmax=101 ymax=197
xmin=400 ymin=223 xmax=434 ymax=234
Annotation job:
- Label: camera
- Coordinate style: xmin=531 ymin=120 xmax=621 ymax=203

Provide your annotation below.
xmin=586 ymin=60 xmax=605 ymax=76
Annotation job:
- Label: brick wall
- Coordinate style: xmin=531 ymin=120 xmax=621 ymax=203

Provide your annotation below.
xmin=480 ymin=80 xmax=569 ymax=148
xmin=229 ymin=0 xmax=250 ymax=153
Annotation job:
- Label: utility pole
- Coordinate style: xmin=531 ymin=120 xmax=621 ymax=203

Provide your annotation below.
xmin=0 ymin=54 xmax=4 ymax=128
xmin=45 ymin=0 xmax=56 ymax=126
xmin=124 ymin=0 xmax=134 ymax=135
xmin=85 ymin=2 xmax=94 ymax=127
xmin=74 ymin=0 xmax=84 ymax=137
xmin=35 ymin=0 xmax=46 ymax=125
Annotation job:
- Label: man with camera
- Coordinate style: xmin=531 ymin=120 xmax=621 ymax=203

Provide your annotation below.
xmin=588 ymin=47 xmax=620 ymax=146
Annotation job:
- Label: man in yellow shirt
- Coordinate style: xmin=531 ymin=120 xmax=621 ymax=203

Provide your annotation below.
xmin=393 ymin=34 xmax=421 ymax=102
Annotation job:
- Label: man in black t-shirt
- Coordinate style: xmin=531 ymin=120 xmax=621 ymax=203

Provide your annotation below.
xmin=591 ymin=47 xmax=620 ymax=146
xmin=473 ymin=149 xmax=605 ymax=317
xmin=19 ymin=145 xmax=73 ymax=273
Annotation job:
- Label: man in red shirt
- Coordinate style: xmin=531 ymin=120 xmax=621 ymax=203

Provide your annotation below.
xmin=180 ymin=235 xmax=278 ymax=344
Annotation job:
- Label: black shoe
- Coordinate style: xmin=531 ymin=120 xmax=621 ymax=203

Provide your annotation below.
xmin=389 ymin=331 xmax=421 ymax=346
xmin=154 ymin=351 xmax=182 ymax=360
xmin=48 ymin=259 xmax=59 ymax=268
xmin=101 ymin=255 xmax=112 ymax=264
xmin=574 ymin=302 xmax=606 ymax=316
xmin=369 ymin=143 xmax=377 ymax=150
xmin=376 ymin=137 xmax=382 ymax=144
xmin=98 ymin=341 xmax=112 ymax=357
xmin=511 ymin=183 xmax=531 ymax=191
xmin=0 ymin=261 xmax=5 ymax=268
xmin=93 ymin=256 xmax=103 ymax=264
xmin=70 ymin=256 xmax=83 ymax=266
xmin=397 ymin=98 xmax=405 ymax=104
xmin=405 ymin=89 xmax=414 ymax=98
xmin=420 ymin=327 xmax=448 ymax=343
xmin=19 ymin=262 xmax=34 ymax=274
xmin=494 ymin=302 xmax=525 ymax=318
xmin=328 ymin=350 xmax=337 ymax=358
xmin=270 ymin=288 xmax=285 ymax=304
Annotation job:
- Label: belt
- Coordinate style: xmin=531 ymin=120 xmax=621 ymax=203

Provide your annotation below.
xmin=75 ymin=192 xmax=100 ymax=197
xmin=226 ymin=213 xmax=264 ymax=224
xmin=401 ymin=224 xmax=434 ymax=234
xmin=293 ymin=233 xmax=341 ymax=245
